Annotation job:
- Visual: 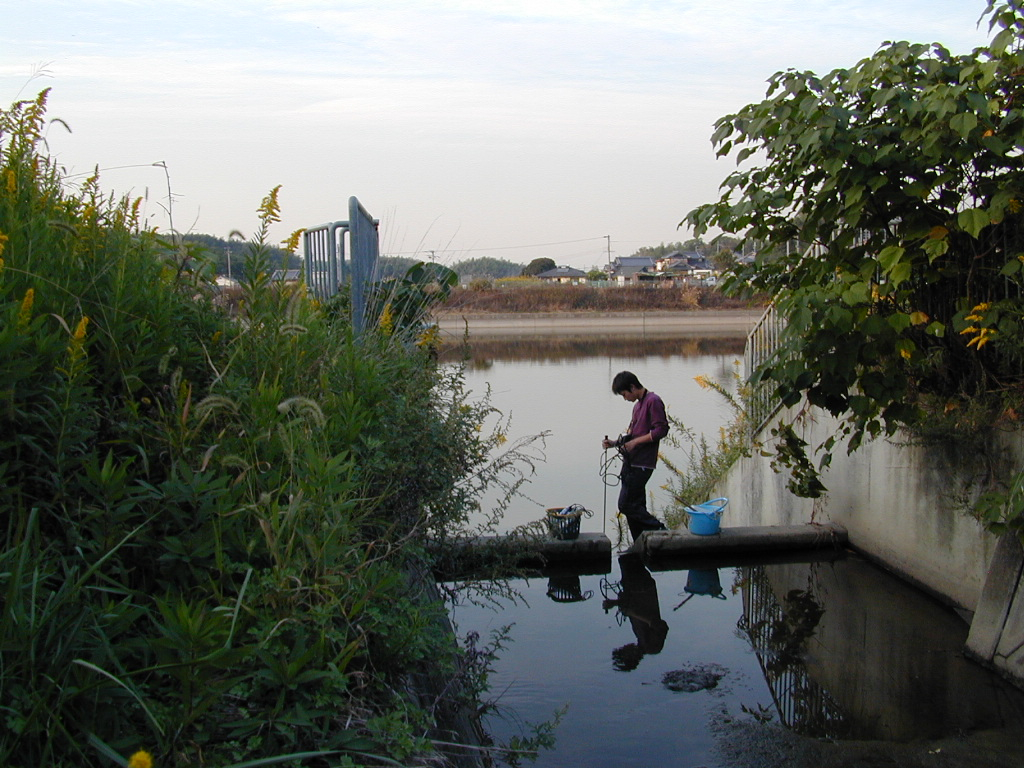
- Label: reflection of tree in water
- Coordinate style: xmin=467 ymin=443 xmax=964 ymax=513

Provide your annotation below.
xmin=737 ymin=565 xmax=849 ymax=738
xmin=438 ymin=336 xmax=746 ymax=365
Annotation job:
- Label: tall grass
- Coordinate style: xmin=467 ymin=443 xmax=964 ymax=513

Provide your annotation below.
xmin=661 ymin=364 xmax=751 ymax=529
xmin=0 ymin=90 xmax=531 ymax=767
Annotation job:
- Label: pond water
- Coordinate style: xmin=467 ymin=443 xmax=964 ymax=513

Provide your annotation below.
xmin=441 ymin=335 xmax=745 ymax=534
xmin=449 ymin=553 xmax=1024 ymax=767
xmin=441 ymin=333 xmax=1024 ymax=767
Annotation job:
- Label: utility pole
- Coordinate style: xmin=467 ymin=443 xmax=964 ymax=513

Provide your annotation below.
xmin=605 ymin=234 xmax=611 ymax=265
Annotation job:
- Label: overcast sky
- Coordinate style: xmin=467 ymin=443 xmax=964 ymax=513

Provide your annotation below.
xmin=2 ymin=0 xmax=997 ymax=269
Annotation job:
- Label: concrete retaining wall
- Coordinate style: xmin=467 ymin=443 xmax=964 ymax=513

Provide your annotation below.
xmin=719 ymin=405 xmax=1018 ymax=610
xmin=719 ymin=405 xmax=1024 ymax=687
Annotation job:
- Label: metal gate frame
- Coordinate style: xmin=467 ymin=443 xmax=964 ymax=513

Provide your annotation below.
xmin=302 ymin=196 xmax=379 ymax=333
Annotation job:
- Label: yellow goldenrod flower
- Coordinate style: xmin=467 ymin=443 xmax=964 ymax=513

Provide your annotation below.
xmin=282 ymin=228 xmax=303 ymax=254
xmin=258 ymin=185 xmax=282 ymax=226
xmin=416 ymin=324 xmax=440 ymax=349
xmin=127 ymin=749 xmax=154 ymax=768
xmin=379 ymin=302 xmax=394 ymax=336
xmin=693 ymin=375 xmax=711 ymax=389
xmin=68 ymin=315 xmax=90 ymax=364
xmin=900 ymin=348 xmax=912 ymax=360
xmin=0 ymin=232 xmax=8 ymax=257
xmin=17 ymin=288 xmax=34 ymax=330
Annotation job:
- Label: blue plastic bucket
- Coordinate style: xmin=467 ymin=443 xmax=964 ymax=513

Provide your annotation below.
xmin=686 ymin=498 xmax=728 ymax=536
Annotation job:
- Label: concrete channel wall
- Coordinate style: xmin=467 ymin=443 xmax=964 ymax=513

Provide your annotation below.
xmin=718 ymin=404 xmax=1024 ymax=686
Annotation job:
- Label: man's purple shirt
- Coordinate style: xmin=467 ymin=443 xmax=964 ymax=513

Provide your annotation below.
xmin=627 ymin=390 xmax=668 ymax=468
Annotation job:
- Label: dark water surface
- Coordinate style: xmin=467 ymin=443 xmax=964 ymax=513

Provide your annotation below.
xmin=449 ymin=553 xmax=1024 ymax=768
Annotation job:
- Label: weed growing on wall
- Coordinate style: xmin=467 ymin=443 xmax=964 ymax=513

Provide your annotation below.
xmin=661 ymin=364 xmax=751 ymax=528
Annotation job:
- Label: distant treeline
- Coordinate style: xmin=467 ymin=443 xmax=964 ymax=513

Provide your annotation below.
xmin=182 ymin=233 xmax=300 ymax=279
xmin=184 ymin=235 xmax=746 ymax=282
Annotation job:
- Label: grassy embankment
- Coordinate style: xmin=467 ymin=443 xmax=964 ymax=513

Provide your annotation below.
xmin=438 ymin=280 xmax=763 ymax=314
xmin=0 ymin=91 xmax=536 ymax=768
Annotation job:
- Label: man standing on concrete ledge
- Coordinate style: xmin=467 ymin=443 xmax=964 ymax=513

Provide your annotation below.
xmin=602 ymin=371 xmax=669 ymax=541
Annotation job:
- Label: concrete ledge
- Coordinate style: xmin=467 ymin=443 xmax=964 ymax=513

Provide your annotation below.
xmin=632 ymin=522 xmax=848 ymax=560
xmin=433 ymin=525 xmax=847 ymax=579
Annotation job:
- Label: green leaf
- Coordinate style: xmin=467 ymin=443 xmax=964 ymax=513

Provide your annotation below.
xmin=949 ymin=112 xmax=978 ymax=139
xmin=888 ymin=313 xmax=912 ymax=332
xmin=889 ymin=261 xmax=912 ymax=287
xmin=957 ymin=207 xmax=991 ymax=238
xmin=1000 ymin=258 xmax=1022 ymax=276
xmin=878 ymin=245 xmax=905 ymax=273
xmin=841 ymin=281 xmax=871 ymax=306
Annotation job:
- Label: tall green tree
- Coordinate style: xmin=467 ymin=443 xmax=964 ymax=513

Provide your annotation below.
xmin=521 ymin=257 xmax=556 ymax=276
xmin=451 ymin=255 xmax=523 ymax=280
xmin=684 ymin=0 xmax=1024 ymax=494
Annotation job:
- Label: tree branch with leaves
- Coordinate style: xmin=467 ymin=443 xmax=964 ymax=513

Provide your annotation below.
xmin=684 ymin=0 xmax=1024 ymax=497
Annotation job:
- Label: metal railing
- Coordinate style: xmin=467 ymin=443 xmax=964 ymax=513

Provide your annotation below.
xmin=302 ymin=196 xmax=380 ymax=333
xmin=738 ymin=565 xmax=848 ymax=738
xmin=742 ymin=242 xmax=827 ymax=437
xmin=744 ymin=301 xmax=786 ymax=437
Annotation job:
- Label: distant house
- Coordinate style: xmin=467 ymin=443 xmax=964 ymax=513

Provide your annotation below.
xmin=271 ymin=269 xmax=303 ymax=283
xmin=606 ymin=256 xmax=656 ymax=284
xmin=653 ymin=251 xmax=717 ymax=282
xmin=537 ymin=265 xmax=587 ymax=284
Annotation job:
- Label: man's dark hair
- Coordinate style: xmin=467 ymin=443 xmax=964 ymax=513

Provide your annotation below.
xmin=612 ymin=371 xmax=642 ymax=395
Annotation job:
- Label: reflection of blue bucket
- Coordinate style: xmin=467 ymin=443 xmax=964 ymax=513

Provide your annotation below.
xmin=685 ymin=568 xmax=724 ymax=597
xmin=686 ymin=498 xmax=728 ymax=535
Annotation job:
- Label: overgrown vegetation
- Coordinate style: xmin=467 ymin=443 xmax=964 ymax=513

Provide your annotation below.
xmin=0 ymin=90 xmax=541 ymax=767
xmin=685 ymin=1 xmax=1024 ymax=537
xmin=439 ymin=282 xmax=752 ymax=314
xmin=662 ymin=367 xmax=751 ymax=529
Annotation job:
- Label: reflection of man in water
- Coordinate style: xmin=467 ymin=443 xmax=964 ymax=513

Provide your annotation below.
xmin=603 ymin=553 xmax=669 ymax=671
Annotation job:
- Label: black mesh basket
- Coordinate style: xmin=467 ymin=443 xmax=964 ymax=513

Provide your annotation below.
xmin=546 ymin=504 xmax=590 ymax=540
